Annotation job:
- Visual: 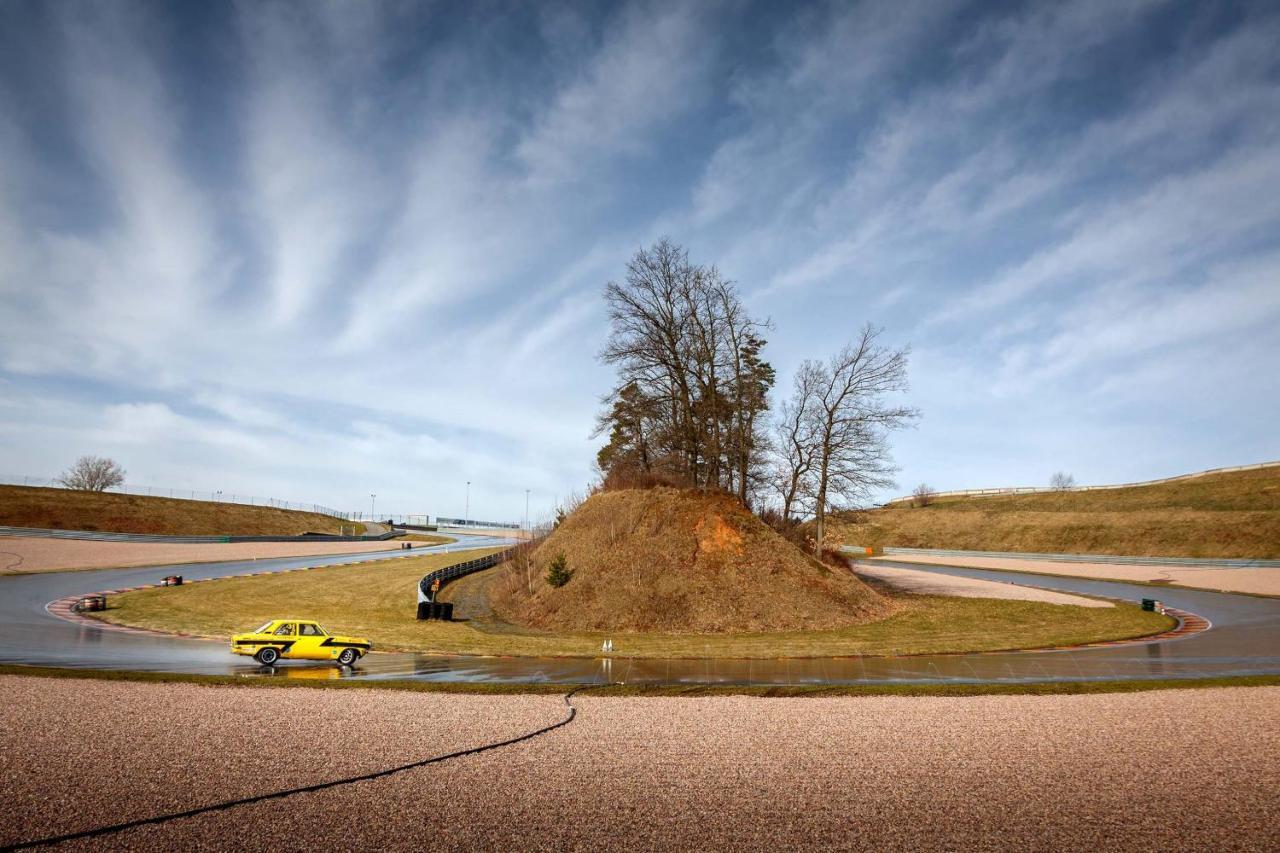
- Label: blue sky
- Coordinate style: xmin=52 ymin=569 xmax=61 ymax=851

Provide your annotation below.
xmin=1 ymin=0 xmax=1278 ymax=522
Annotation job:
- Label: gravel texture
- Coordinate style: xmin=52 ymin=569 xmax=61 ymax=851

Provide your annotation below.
xmin=875 ymin=554 xmax=1280 ymax=596
xmin=2 ymin=676 xmax=1277 ymax=851
xmin=853 ymin=562 xmax=1113 ymax=607
xmin=0 ymin=537 xmax=436 ymax=574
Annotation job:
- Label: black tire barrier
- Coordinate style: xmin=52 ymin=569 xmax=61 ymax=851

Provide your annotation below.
xmin=417 ymin=602 xmax=453 ymax=621
xmin=415 ymin=602 xmax=456 ymax=621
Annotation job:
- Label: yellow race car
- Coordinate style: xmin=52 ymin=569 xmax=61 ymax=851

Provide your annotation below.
xmin=231 ymin=619 xmax=372 ymax=666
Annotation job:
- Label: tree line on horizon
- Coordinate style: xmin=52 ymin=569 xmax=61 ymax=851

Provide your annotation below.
xmin=594 ymin=238 xmax=919 ymax=553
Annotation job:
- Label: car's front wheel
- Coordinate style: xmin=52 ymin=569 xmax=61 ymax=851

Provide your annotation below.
xmin=255 ymin=647 xmax=280 ymax=665
xmin=336 ymin=648 xmax=359 ymax=666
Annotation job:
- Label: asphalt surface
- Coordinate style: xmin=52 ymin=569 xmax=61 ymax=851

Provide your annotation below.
xmin=0 ymin=546 xmax=1277 ymax=685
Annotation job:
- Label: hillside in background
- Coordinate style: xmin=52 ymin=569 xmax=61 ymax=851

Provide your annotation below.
xmin=0 ymin=485 xmax=363 ymax=537
xmin=491 ymin=488 xmax=891 ymax=633
xmin=832 ymin=465 xmax=1280 ymax=558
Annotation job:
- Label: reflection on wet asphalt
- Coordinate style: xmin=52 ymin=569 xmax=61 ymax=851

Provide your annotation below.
xmin=1 ymin=548 xmax=1277 ymax=685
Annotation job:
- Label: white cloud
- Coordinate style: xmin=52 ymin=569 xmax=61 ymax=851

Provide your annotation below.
xmin=516 ymin=2 xmax=713 ymax=185
xmin=238 ymin=1 xmax=386 ymax=326
xmin=1 ymin=0 xmax=1277 ymax=516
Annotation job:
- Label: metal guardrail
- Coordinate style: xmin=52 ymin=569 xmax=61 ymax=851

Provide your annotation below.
xmin=418 ymin=549 xmax=513 ymax=603
xmin=0 ymin=525 xmax=399 ymax=544
xmin=435 ymin=517 xmax=521 ymax=530
xmin=882 ymin=460 xmax=1280 ymax=505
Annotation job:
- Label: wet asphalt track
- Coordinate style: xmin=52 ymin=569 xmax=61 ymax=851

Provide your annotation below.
xmin=1 ymin=544 xmax=1277 ymax=686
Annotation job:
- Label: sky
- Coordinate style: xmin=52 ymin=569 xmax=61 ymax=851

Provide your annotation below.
xmin=1 ymin=0 xmax=1278 ymax=522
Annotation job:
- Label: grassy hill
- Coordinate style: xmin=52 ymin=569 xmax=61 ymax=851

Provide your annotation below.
xmin=0 ymin=485 xmax=364 ymax=537
xmin=491 ymin=488 xmax=892 ymax=633
xmin=831 ymin=465 xmax=1280 ymax=558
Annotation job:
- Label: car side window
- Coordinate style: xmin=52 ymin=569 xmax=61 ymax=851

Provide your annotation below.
xmin=274 ymin=623 xmax=295 ymax=636
xmin=300 ymin=624 xmax=322 ymax=636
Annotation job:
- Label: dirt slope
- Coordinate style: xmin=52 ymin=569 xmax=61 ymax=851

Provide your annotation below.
xmin=832 ymin=465 xmax=1280 ymax=558
xmin=492 ymin=488 xmax=890 ymax=633
xmin=0 ymin=485 xmax=361 ymax=537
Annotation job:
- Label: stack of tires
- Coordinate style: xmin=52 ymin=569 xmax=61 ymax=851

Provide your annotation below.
xmin=416 ymin=602 xmax=454 ymax=621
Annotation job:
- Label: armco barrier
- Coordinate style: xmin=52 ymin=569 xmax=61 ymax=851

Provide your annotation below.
xmin=883 ymin=460 xmax=1280 ymax=506
xmin=417 ymin=549 xmax=513 ymax=613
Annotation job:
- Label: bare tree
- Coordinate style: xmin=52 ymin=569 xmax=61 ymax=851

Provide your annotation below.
xmin=596 ymin=239 xmax=775 ymax=497
xmin=1049 ymin=471 xmax=1076 ymax=491
xmin=913 ymin=483 xmax=935 ymax=507
xmin=56 ymin=456 xmax=126 ymax=492
xmin=771 ymin=361 xmax=823 ymax=522
xmin=804 ymin=325 xmax=920 ymax=555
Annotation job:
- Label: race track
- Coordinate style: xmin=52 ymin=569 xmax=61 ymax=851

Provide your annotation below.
xmin=1 ymin=546 xmax=1277 ymax=686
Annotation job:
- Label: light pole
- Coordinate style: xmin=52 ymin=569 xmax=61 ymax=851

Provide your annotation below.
xmin=370 ymin=493 xmax=376 ymax=520
xmin=524 ymin=489 xmax=530 ymax=536
xmin=465 ymin=481 xmax=470 ymax=526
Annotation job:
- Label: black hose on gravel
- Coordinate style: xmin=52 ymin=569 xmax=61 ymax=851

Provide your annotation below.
xmin=2 ymin=687 xmax=590 ymax=851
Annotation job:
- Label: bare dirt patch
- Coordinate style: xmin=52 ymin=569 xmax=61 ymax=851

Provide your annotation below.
xmin=0 ymin=536 xmax=438 ymax=574
xmin=853 ymin=561 xmax=1114 ymax=607
xmin=876 ymin=553 xmax=1280 ymax=597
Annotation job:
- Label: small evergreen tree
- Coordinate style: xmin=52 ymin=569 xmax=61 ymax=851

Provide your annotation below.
xmin=545 ymin=553 xmax=573 ymax=588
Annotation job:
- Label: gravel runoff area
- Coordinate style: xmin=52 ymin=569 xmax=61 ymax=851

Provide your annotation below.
xmin=0 ymin=536 xmax=434 ymax=574
xmin=2 ymin=676 xmax=1277 ymax=851
xmin=853 ymin=562 xmax=1114 ymax=607
xmin=872 ymin=554 xmax=1280 ymax=596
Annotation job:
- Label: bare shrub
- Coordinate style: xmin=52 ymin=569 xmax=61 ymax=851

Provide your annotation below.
xmin=56 ymin=456 xmax=125 ymax=492
xmin=1050 ymin=471 xmax=1076 ymax=491
xmin=913 ymin=483 xmax=935 ymax=507
xmin=600 ymin=466 xmax=690 ymax=492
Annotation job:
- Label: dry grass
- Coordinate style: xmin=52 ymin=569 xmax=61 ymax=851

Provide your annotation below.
xmin=94 ymin=548 xmax=505 ymax=642
xmin=832 ymin=466 xmax=1280 ymax=558
xmin=0 ymin=484 xmax=365 ymax=537
xmin=94 ymin=550 xmax=1173 ymax=659
xmin=491 ymin=488 xmax=892 ymax=634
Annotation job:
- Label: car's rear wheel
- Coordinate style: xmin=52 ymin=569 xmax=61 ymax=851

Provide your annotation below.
xmin=255 ymin=647 xmax=279 ymax=665
xmin=337 ymin=648 xmax=359 ymax=666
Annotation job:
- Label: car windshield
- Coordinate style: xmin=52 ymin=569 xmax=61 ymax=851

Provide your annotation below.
xmin=253 ymin=621 xmax=274 ymax=634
